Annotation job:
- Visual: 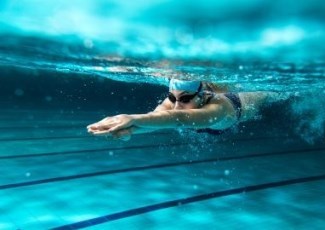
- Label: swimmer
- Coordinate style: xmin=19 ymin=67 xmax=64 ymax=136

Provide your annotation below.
xmin=87 ymin=79 xmax=277 ymax=140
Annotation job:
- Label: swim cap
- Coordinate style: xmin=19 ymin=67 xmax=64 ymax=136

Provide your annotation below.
xmin=169 ymin=79 xmax=202 ymax=92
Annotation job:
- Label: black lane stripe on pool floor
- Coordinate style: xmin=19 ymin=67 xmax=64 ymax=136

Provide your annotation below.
xmin=1 ymin=147 xmax=324 ymax=190
xmin=50 ymin=173 xmax=325 ymax=230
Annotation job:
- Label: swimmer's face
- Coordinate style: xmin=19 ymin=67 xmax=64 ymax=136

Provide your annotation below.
xmin=168 ymin=90 xmax=202 ymax=110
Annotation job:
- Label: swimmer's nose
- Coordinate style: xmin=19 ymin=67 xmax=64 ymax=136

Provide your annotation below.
xmin=174 ymin=101 xmax=183 ymax=110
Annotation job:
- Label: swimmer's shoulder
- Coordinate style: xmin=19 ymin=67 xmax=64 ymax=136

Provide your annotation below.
xmin=203 ymin=92 xmax=229 ymax=106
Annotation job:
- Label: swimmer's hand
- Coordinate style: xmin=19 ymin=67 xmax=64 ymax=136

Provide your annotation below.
xmin=87 ymin=114 xmax=135 ymax=135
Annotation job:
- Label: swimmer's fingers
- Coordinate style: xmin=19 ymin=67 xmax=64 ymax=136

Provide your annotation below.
xmin=87 ymin=123 xmax=98 ymax=130
xmin=87 ymin=120 xmax=119 ymax=131
xmin=107 ymin=115 xmax=134 ymax=133
xmin=97 ymin=121 xmax=124 ymax=131
xmin=88 ymin=126 xmax=132 ymax=141
xmin=87 ymin=115 xmax=133 ymax=133
xmin=87 ymin=122 xmax=106 ymax=130
xmin=87 ymin=124 xmax=104 ymax=132
xmin=90 ymin=129 xmax=131 ymax=141
xmin=91 ymin=121 xmax=133 ymax=135
xmin=89 ymin=129 xmax=112 ymax=136
xmin=107 ymin=124 xmax=128 ymax=133
xmin=87 ymin=116 xmax=114 ymax=130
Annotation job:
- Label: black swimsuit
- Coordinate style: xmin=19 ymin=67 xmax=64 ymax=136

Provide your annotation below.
xmin=197 ymin=92 xmax=242 ymax=135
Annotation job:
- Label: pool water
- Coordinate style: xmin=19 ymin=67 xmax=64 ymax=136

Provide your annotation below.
xmin=1 ymin=1 xmax=325 ymax=229
xmin=1 ymin=65 xmax=325 ymax=229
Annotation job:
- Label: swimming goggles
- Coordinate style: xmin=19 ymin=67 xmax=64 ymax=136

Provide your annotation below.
xmin=168 ymin=92 xmax=199 ymax=103
xmin=168 ymin=82 xmax=202 ymax=103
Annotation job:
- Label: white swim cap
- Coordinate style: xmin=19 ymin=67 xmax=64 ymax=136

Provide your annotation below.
xmin=169 ymin=79 xmax=202 ymax=92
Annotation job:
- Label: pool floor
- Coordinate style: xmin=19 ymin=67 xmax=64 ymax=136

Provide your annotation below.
xmin=1 ymin=109 xmax=325 ymax=230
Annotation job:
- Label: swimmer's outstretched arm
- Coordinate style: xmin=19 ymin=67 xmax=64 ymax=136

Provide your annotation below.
xmin=87 ymin=101 xmax=169 ymax=137
xmin=87 ymin=102 xmax=234 ymax=136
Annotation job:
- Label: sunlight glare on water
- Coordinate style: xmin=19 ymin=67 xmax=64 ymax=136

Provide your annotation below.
xmin=0 ymin=0 xmax=324 ymax=142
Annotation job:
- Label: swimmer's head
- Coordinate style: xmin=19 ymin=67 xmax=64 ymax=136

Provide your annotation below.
xmin=168 ymin=79 xmax=203 ymax=110
xmin=169 ymin=79 xmax=202 ymax=93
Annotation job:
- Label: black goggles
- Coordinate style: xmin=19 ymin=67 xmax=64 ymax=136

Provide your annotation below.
xmin=168 ymin=92 xmax=199 ymax=103
xmin=168 ymin=82 xmax=202 ymax=104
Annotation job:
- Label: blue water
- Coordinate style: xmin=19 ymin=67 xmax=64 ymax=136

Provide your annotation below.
xmin=1 ymin=0 xmax=325 ymax=60
xmin=1 ymin=1 xmax=325 ymax=229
